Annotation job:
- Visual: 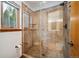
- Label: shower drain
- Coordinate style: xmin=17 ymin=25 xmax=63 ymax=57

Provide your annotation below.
xmin=42 ymin=54 xmax=46 ymax=56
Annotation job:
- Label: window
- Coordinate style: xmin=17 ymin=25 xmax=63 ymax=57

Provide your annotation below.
xmin=48 ymin=8 xmax=63 ymax=31
xmin=1 ymin=2 xmax=19 ymax=29
xmin=23 ymin=13 xmax=29 ymax=28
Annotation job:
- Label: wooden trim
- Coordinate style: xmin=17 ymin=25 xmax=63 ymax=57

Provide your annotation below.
xmin=0 ymin=29 xmax=22 ymax=32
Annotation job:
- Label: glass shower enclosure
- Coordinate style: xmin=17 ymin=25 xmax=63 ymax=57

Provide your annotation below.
xmin=22 ymin=1 xmax=66 ymax=58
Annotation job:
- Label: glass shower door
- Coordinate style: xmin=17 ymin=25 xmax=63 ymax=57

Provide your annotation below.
xmin=39 ymin=5 xmax=64 ymax=57
xmin=47 ymin=6 xmax=64 ymax=57
xmin=22 ymin=12 xmax=32 ymax=55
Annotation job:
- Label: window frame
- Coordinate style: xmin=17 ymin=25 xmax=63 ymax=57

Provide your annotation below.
xmin=0 ymin=1 xmax=20 ymax=31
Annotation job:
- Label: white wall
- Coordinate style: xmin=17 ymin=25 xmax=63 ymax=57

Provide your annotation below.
xmin=0 ymin=2 xmax=22 ymax=58
xmin=0 ymin=31 xmax=22 ymax=58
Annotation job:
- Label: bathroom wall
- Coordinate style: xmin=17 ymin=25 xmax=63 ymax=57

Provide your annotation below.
xmin=0 ymin=1 xmax=22 ymax=58
xmin=0 ymin=31 xmax=22 ymax=58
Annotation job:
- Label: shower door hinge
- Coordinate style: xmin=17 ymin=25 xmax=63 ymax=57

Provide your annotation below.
xmin=60 ymin=2 xmax=64 ymax=6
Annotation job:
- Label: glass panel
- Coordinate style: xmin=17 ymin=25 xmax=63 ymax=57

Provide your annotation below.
xmin=48 ymin=9 xmax=63 ymax=31
xmin=2 ymin=2 xmax=17 ymax=28
xmin=22 ymin=2 xmax=41 ymax=57
xmin=22 ymin=1 xmax=64 ymax=58
xmin=30 ymin=16 xmax=32 ymax=29
xmin=22 ymin=11 xmax=33 ymax=57
xmin=46 ymin=7 xmax=64 ymax=58
xmin=23 ymin=13 xmax=29 ymax=28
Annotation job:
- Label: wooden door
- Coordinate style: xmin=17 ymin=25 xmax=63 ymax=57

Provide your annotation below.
xmin=69 ymin=1 xmax=79 ymax=57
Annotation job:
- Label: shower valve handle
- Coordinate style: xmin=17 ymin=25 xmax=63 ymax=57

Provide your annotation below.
xmin=68 ymin=41 xmax=74 ymax=47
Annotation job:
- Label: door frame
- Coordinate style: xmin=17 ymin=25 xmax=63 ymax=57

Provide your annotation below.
xmin=63 ymin=1 xmax=71 ymax=57
xmin=21 ymin=2 xmax=33 ymax=55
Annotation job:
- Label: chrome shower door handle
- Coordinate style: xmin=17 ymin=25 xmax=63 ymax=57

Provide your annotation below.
xmin=68 ymin=41 xmax=74 ymax=47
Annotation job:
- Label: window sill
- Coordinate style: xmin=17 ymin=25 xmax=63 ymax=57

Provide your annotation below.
xmin=0 ymin=29 xmax=22 ymax=32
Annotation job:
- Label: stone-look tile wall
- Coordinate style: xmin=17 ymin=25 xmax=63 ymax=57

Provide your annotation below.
xmin=23 ymin=30 xmax=32 ymax=53
xmin=31 ymin=9 xmax=64 ymax=57
xmin=46 ymin=31 xmax=64 ymax=57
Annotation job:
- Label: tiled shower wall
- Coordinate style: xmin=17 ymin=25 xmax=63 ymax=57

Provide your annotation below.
xmin=30 ymin=9 xmax=65 ymax=57
xmin=47 ymin=31 xmax=64 ymax=57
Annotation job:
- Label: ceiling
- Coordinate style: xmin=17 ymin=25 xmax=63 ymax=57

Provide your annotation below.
xmin=25 ymin=1 xmax=63 ymax=11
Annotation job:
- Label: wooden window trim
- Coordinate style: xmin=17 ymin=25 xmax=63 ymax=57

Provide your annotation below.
xmin=0 ymin=28 xmax=22 ymax=32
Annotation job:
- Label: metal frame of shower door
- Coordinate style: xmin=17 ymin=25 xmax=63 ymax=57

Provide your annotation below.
xmin=62 ymin=1 xmax=71 ymax=57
